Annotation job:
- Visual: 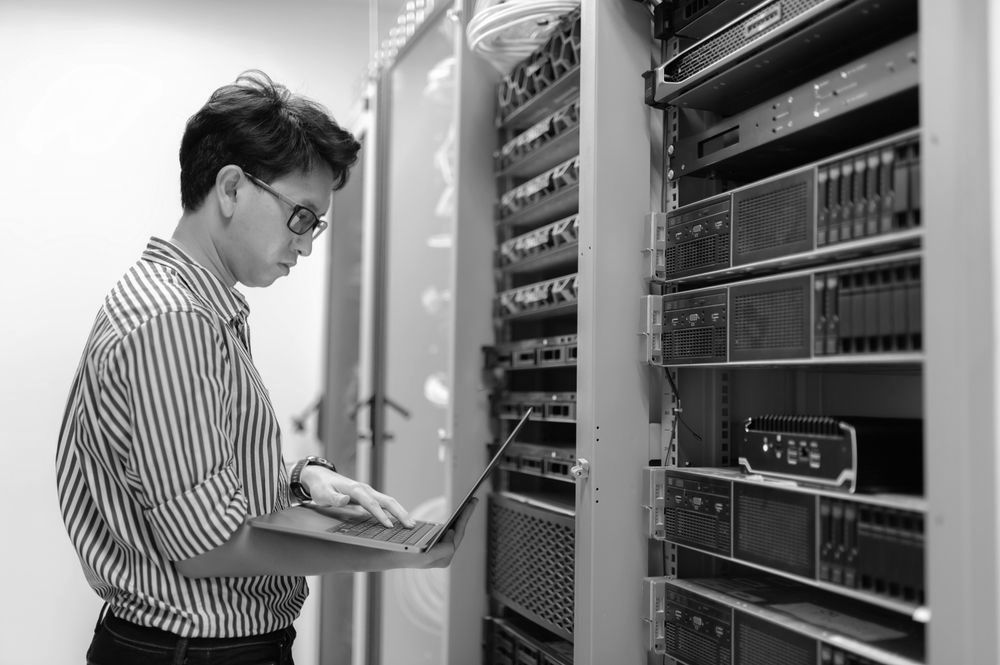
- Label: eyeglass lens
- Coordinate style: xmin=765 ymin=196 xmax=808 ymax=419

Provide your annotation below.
xmin=288 ymin=208 xmax=319 ymax=236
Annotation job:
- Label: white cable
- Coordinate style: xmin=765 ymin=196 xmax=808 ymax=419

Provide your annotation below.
xmin=467 ymin=1 xmax=577 ymax=53
xmin=465 ymin=0 xmax=580 ymax=74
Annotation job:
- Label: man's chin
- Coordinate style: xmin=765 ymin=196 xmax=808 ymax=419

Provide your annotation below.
xmin=241 ymin=273 xmax=281 ymax=288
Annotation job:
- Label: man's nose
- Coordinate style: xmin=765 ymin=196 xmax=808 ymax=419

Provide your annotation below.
xmin=294 ymin=232 xmax=314 ymax=257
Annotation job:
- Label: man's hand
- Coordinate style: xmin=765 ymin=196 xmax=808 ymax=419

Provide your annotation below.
xmin=299 ymin=465 xmax=415 ymax=528
xmin=419 ymin=497 xmax=478 ymax=569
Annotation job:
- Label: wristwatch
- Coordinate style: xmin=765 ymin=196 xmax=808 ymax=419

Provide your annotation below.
xmin=289 ymin=455 xmax=338 ymax=502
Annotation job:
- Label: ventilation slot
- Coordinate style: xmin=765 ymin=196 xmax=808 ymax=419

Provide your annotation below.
xmin=736 ymin=181 xmax=809 ymax=254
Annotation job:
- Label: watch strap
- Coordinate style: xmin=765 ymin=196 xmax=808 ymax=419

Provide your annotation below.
xmin=289 ymin=455 xmax=337 ymax=502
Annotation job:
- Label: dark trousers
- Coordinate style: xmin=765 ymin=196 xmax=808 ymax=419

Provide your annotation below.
xmin=87 ymin=610 xmax=296 ymax=665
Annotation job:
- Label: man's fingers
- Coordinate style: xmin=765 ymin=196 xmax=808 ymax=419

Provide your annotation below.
xmin=375 ymin=493 xmax=415 ymax=528
xmin=422 ymin=541 xmax=457 ymax=568
xmin=355 ymin=493 xmax=393 ymax=527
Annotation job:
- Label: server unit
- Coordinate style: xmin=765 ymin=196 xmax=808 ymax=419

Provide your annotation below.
xmin=489 ymin=334 xmax=579 ymax=370
xmin=645 ymin=0 xmax=917 ymax=112
xmin=500 ymin=442 xmax=577 ymax=484
xmin=642 ymin=251 xmax=922 ymax=365
xmin=486 ymin=616 xmax=573 ymax=665
xmin=663 ymin=33 xmax=919 ymax=181
xmin=643 ymin=575 xmax=925 ymax=664
xmin=644 ymin=467 xmax=926 ymax=609
xmin=646 ymin=131 xmax=920 ymax=283
xmin=739 ymin=415 xmax=923 ymax=493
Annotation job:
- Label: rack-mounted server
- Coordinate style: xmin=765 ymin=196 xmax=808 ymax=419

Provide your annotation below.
xmin=498 ymin=392 xmax=577 ymax=423
xmin=500 ymin=443 xmax=576 ymax=484
xmin=497 ymin=155 xmax=580 ymax=223
xmin=498 ymin=274 xmax=579 ymax=321
xmin=496 ymin=8 xmax=580 ymax=127
xmin=740 ymin=415 xmax=923 ymax=493
xmin=495 ymin=100 xmax=579 ymax=177
xmin=488 ymin=334 xmax=578 ymax=370
xmin=643 ymin=574 xmax=924 ymax=664
xmin=646 ymin=130 xmax=920 ymax=283
xmin=665 ymin=33 xmax=919 ymax=181
xmin=645 ymin=0 xmax=916 ymax=112
xmin=644 ymin=467 xmax=926 ymax=610
xmin=499 ymin=214 xmax=578 ymax=270
xmin=486 ymin=616 xmax=573 ymax=665
xmin=642 ymin=251 xmax=922 ymax=365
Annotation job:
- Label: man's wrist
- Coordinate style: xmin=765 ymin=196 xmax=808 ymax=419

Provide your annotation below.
xmin=289 ymin=456 xmax=337 ymax=502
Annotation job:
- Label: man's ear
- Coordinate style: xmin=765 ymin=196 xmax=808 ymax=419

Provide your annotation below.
xmin=215 ymin=165 xmax=244 ymax=219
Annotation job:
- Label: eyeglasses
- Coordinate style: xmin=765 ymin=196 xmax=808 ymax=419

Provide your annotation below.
xmin=243 ymin=172 xmax=329 ymax=239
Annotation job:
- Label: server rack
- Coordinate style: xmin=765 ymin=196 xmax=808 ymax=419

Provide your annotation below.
xmin=352 ymin=1 xmax=1000 ymax=663
xmin=485 ymin=10 xmax=581 ymax=659
xmin=640 ymin=2 xmax=927 ymax=664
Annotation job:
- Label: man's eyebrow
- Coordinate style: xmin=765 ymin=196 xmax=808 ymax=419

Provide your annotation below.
xmin=296 ymin=196 xmax=327 ymax=217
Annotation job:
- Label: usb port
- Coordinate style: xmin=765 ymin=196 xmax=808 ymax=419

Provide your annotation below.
xmin=809 ymin=451 xmax=821 ymax=468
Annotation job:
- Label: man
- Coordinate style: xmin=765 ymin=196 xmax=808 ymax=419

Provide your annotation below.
xmin=55 ymin=70 xmax=474 ymax=664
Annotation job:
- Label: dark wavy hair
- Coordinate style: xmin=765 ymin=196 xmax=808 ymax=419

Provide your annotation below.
xmin=179 ymin=70 xmax=360 ymax=211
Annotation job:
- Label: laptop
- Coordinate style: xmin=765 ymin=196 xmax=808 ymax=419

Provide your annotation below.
xmin=250 ymin=408 xmax=533 ymax=552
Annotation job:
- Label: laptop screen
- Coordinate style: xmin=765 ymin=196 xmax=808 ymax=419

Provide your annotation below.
xmin=434 ymin=407 xmax=533 ymax=538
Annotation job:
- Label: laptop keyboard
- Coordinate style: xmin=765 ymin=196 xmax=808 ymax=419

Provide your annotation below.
xmin=332 ymin=517 xmax=436 ymax=545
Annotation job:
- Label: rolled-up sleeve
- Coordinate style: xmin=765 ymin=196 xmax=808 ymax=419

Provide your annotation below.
xmin=111 ymin=309 xmax=247 ymax=561
xmin=144 ymin=466 xmax=247 ymax=561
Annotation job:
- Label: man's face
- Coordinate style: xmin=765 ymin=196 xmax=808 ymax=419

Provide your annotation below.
xmin=226 ymin=165 xmax=334 ymax=287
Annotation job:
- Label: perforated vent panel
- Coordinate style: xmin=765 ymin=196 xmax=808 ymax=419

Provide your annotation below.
xmin=736 ymin=614 xmax=816 ymax=665
xmin=669 ymin=0 xmax=822 ymax=81
xmin=489 ymin=496 xmax=575 ymax=639
xmin=732 ymin=289 xmax=805 ymax=350
xmin=665 ymin=509 xmax=731 ymax=554
xmin=734 ymin=484 xmax=815 ymax=577
xmin=736 ymin=181 xmax=809 ymax=254
xmin=662 ymin=327 xmax=728 ymax=362
xmin=665 ymin=234 xmax=730 ymax=275
xmin=666 ymin=624 xmax=730 ymax=665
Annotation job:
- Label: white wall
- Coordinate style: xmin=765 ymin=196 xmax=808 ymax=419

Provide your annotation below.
xmin=0 ymin=2 xmax=368 ymax=663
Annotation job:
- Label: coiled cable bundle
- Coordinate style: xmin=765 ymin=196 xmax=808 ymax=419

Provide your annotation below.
xmin=466 ymin=0 xmax=580 ymax=74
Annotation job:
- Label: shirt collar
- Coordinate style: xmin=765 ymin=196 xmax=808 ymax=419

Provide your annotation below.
xmin=141 ymin=237 xmax=250 ymax=325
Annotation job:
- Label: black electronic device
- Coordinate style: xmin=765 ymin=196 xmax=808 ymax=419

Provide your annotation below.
xmin=500 ymin=442 xmax=576 ymax=483
xmin=490 ymin=334 xmax=578 ymax=370
xmin=643 ymin=573 xmax=925 ymax=664
xmin=645 ymin=0 xmax=917 ymax=112
xmin=496 ymin=8 xmax=580 ymax=127
xmin=486 ymin=616 xmax=573 ymax=665
xmin=648 ymin=130 xmax=921 ymax=283
xmin=497 ymin=155 xmax=580 ymax=225
xmin=740 ymin=415 xmax=923 ymax=493
xmin=497 ymin=274 xmax=579 ymax=321
xmin=495 ymin=101 xmax=579 ymax=177
xmin=498 ymin=392 xmax=577 ymax=423
xmin=667 ymin=34 xmax=919 ymax=181
xmin=653 ymin=0 xmax=758 ymax=41
xmin=644 ymin=467 xmax=926 ymax=608
xmin=643 ymin=252 xmax=922 ymax=365
xmin=498 ymin=215 xmax=578 ymax=271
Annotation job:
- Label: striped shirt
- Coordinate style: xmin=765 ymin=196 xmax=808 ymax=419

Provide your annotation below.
xmin=55 ymin=237 xmax=305 ymax=637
